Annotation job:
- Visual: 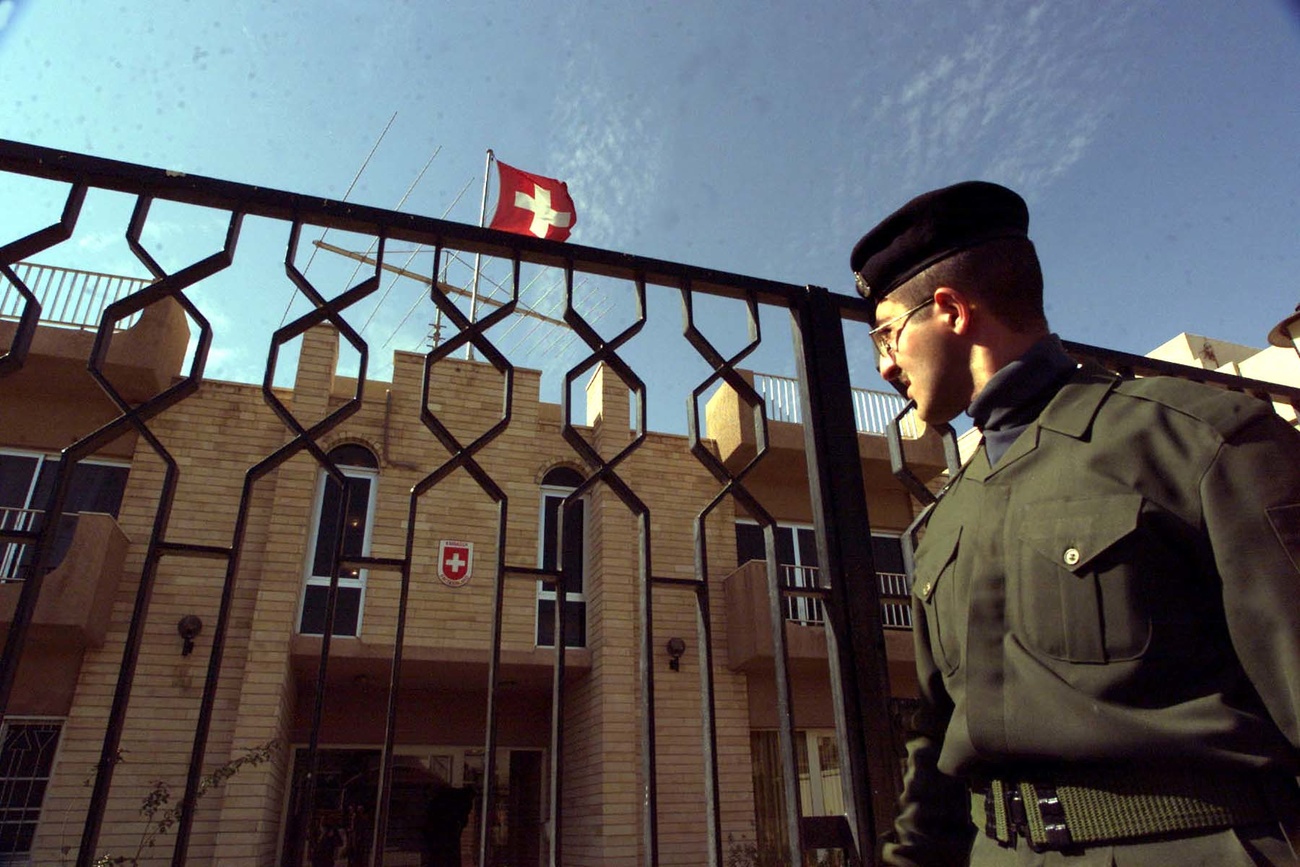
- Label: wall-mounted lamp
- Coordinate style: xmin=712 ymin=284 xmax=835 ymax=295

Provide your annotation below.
xmin=177 ymin=615 xmax=203 ymax=656
xmin=666 ymin=637 xmax=686 ymax=672
xmin=1268 ymin=304 xmax=1300 ymax=360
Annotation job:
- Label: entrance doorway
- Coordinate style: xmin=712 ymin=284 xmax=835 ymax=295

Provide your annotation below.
xmin=281 ymin=746 xmax=545 ymax=867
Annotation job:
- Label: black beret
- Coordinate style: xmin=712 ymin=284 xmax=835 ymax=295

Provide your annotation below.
xmin=850 ymin=181 xmax=1029 ymax=318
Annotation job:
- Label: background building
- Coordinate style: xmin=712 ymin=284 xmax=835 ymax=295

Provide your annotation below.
xmin=1 ymin=264 xmax=945 ymax=865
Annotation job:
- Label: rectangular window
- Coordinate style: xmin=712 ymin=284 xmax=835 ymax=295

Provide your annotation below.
xmin=0 ymin=719 xmax=62 ymax=864
xmin=536 ymin=488 xmax=586 ymax=648
xmin=734 ymin=522 xmax=910 ymax=629
xmin=0 ymin=450 xmax=129 ymax=583
xmin=298 ymin=468 xmax=376 ymax=637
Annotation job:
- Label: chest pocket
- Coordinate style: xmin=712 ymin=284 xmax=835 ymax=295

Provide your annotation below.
xmin=915 ymin=524 xmax=963 ymax=676
xmin=1015 ymin=493 xmax=1148 ymax=663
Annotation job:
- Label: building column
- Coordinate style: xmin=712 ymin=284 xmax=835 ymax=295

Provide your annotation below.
xmin=213 ymin=324 xmax=341 ymax=863
xmin=553 ymin=363 xmax=641 ymax=865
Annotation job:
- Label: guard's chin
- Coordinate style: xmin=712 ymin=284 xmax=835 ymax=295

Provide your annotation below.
xmin=914 ymin=403 xmax=960 ymax=430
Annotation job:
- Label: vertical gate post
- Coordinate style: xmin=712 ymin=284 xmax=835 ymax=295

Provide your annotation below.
xmin=792 ymin=285 xmax=901 ymax=865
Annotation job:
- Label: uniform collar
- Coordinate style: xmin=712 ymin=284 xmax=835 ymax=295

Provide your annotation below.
xmin=961 ymin=362 xmax=1118 ymax=482
xmin=966 ymin=334 xmax=1077 ymax=468
xmin=968 ymin=334 xmax=1077 ymax=433
xmin=1037 ymin=362 xmax=1119 ymax=439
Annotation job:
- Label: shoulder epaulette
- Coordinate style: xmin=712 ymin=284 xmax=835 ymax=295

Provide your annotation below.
xmin=1114 ymin=376 xmax=1273 ymax=440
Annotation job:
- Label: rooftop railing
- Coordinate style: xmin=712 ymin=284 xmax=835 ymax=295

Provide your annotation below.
xmin=0 ymin=261 xmax=152 ymax=331
xmin=753 ymin=371 xmax=919 ymax=438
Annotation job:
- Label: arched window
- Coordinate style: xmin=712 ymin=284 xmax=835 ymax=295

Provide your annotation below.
xmin=537 ymin=466 xmax=587 ymax=648
xmin=298 ymin=444 xmax=379 ymax=636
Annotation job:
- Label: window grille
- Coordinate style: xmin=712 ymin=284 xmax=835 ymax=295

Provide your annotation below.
xmin=0 ymin=720 xmax=61 ymax=864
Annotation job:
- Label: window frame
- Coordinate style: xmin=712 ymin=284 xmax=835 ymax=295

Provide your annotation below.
xmin=535 ymin=481 xmax=588 ymax=648
xmin=296 ymin=451 xmax=380 ymax=638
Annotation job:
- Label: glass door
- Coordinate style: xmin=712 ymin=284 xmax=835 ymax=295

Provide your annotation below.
xmin=282 ymin=746 xmax=544 ymax=867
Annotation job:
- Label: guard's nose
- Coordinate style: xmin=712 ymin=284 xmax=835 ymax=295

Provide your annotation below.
xmin=877 ymin=352 xmax=902 ymax=385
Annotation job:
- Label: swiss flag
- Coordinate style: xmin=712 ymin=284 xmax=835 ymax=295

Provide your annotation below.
xmin=489 ymin=160 xmax=577 ymax=242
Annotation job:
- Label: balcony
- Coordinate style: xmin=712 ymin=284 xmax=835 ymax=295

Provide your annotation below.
xmin=723 ymin=561 xmax=918 ymax=695
xmin=704 ymin=369 xmax=949 ymax=500
xmin=0 ymin=511 xmax=131 ymax=649
xmin=0 ymin=261 xmax=190 ymax=403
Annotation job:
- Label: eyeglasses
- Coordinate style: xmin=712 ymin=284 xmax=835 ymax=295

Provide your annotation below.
xmin=867 ymin=296 xmax=934 ymax=359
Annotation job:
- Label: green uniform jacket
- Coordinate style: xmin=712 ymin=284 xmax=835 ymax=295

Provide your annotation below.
xmin=885 ymin=364 xmax=1300 ymax=867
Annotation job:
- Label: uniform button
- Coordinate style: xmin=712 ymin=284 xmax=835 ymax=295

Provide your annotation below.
xmin=1062 ymin=547 xmax=1081 ymax=567
xmin=922 ymin=581 xmax=932 ymax=596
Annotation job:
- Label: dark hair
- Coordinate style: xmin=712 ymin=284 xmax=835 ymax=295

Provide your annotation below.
xmin=887 ymin=237 xmax=1047 ymax=332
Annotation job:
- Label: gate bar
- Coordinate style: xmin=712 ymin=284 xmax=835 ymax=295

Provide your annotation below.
xmin=793 ymin=284 xmax=902 ymax=864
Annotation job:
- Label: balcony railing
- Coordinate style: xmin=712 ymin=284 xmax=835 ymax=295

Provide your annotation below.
xmin=0 ymin=506 xmax=90 ymax=584
xmin=0 ymin=261 xmax=152 ymax=331
xmin=877 ymin=570 xmax=913 ymax=629
xmin=0 ymin=507 xmax=42 ymax=583
xmin=782 ymin=564 xmax=824 ymax=624
xmin=753 ymin=372 xmax=919 ymax=438
xmin=782 ymin=564 xmax=912 ymax=630
xmin=0 ymin=511 xmax=131 ymax=650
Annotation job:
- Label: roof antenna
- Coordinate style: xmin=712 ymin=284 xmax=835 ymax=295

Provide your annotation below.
xmin=278 ymin=110 xmax=398 ymax=326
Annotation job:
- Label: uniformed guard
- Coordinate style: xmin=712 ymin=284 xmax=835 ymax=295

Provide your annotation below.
xmin=852 ymin=181 xmax=1300 ymax=866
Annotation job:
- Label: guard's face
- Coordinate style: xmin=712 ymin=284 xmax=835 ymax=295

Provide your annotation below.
xmin=874 ymin=290 xmax=972 ymax=426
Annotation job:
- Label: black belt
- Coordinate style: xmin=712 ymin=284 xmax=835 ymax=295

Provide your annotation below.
xmin=972 ymin=767 xmax=1295 ymax=851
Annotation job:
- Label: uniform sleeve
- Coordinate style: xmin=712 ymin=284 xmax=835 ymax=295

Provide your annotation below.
xmin=881 ymin=600 xmax=975 ymax=867
xmin=1203 ymin=410 xmax=1300 ymax=749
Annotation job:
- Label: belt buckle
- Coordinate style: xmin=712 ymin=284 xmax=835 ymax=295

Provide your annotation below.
xmin=985 ymin=780 xmax=1073 ymax=852
xmin=1032 ymin=783 xmax=1073 ymax=851
xmin=1008 ymin=787 xmax=1028 ymax=847
xmin=983 ymin=780 xmax=1024 ymax=848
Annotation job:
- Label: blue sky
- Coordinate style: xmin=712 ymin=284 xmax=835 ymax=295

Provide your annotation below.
xmin=2 ymin=0 xmax=1298 ymax=433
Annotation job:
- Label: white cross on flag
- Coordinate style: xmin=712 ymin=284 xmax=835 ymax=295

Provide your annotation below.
xmin=489 ymin=159 xmax=577 ymax=242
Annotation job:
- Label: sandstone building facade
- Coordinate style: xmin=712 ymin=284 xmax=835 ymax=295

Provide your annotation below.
xmin=1 ymin=276 xmax=943 ymax=866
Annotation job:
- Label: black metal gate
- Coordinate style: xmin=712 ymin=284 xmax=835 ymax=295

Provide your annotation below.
xmin=0 ymin=140 xmax=902 ymax=867
xmin=5 ymin=140 xmax=1296 ymax=867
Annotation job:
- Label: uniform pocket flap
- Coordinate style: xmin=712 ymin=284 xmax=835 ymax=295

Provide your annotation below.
xmin=1020 ymin=493 xmax=1143 ymax=574
xmin=914 ymin=525 xmax=961 ymax=601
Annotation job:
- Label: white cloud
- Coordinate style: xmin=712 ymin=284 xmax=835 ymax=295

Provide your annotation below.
xmin=836 ymin=0 xmax=1152 ymax=210
xmin=492 ymin=24 xmax=676 ymax=387
xmin=545 ymin=37 xmax=669 ymax=252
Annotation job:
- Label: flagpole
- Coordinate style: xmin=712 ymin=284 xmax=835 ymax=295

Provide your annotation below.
xmin=467 ymin=148 xmax=494 ymax=361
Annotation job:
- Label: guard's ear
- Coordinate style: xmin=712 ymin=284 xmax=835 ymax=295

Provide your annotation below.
xmin=932 ymin=285 xmax=974 ymax=335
